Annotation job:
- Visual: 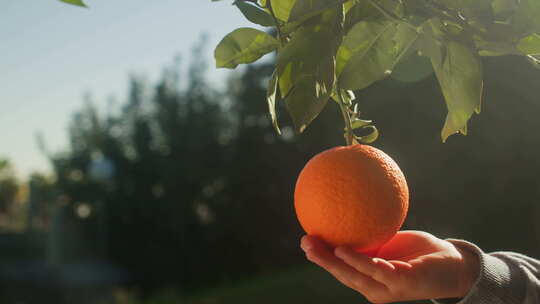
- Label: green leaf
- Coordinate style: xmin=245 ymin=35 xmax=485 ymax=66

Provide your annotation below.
xmin=391 ymin=53 xmax=433 ymax=83
xmin=337 ymin=21 xmax=393 ymax=89
xmin=355 ymin=126 xmax=379 ymax=144
xmin=215 ymin=28 xmax=278 ymax=69
xmin=331 ymin=89 xmax=356 ymax=105
xmin=260 ymin=0 xmax=296 ymax=21
xmin=439 ymin=0 xmax=493 ymax=25
xmin=277 ymin=10 xmax=340 ymax=98
xmin=518 ymin=34 xmax=540 ymax=55
xmin=280 ymin=2 xmax=345 ymax=36
xmin=344 ymin=0 xmax=356 ymax=14
xmin=351 ymin=119 xmax=372 ymax=129
xmin=284 ymin=74 xmax=332 ymax=133
xmin=431 ymin=41 xmax=483 ymax=142
xmin=393 ymin=22 xmax=420 ymax=58
xmin=474 ymin=34 xmax=519 ymax=56
xmin=344 ymin=0 xmax=402 ymax=32
xmin=337 ymin=21 xmax=417 ymax=90
xmin=288 ymin=0 xmax=337 ymax=23
xmin=267 ymin=71 xmax=281 ymax=134
xmin=235 ymin=1 xmax=274 ymax=26
xmin=513 ymin=0 xmax=540 ymax=35
xmin=277 ymin=10 xmax=341 ymax=132
xmin=416 ymin=19 xmax=444 ymax=64
xmin=59 ymin=0 xmax=87 ymax=7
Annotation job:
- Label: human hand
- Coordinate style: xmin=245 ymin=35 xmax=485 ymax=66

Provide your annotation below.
xmin=301 ymin=231 xmax=480 ymax=303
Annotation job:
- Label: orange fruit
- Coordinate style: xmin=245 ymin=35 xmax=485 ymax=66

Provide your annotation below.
xmin=294 ymin=144 xmax=409 ymax=252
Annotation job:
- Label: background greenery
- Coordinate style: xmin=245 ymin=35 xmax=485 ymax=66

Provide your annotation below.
xmin=1 ymin=35 xmax=540 ymax=303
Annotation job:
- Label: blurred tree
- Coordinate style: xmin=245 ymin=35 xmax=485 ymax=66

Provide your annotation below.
xmin=45 ymin=39 xmax=308 ymax=295
xmin=26 ymin=173 xmax=56 ymax=232
xmin=0 ymin=159 xmax=23 ymax=231
xmin=0 ymin=160 xmax=18 ymax=214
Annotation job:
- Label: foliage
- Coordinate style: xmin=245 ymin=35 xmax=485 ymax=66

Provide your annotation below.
xmin=58 ymin=0 xmax=86 ymax=7
xmin=214 ymin=0 xmax=540 ymax=142
xmin=0 ymin=160 xmax=18 ymax=214
xmin=0 ymin=160 xmax=29 ymax=232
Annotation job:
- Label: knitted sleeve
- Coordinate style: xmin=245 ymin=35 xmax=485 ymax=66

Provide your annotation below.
xmin=432 ymin=240 xmax=540 ymax=304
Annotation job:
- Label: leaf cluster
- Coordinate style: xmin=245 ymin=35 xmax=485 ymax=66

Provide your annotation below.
xmin=215 ymin=0 xmax=540 ymax=142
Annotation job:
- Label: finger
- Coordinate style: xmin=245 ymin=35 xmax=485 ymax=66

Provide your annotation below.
xmin=301 ymin=235 xmax=331 ymax=252
xmin=302 ymin=236 xmax=387 ymax=296
xmin=377 ymin=231 xmax=438 ymax=260
xmin=306 ymin=249 xmax=388 ymax=296
xmin=387 ymin=260 xmax=413 ymax=270
xmin=335 ymin=246 xmax=398 ymax=284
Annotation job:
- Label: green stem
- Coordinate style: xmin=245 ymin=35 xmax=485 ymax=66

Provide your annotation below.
xmin=266 ymin=0 xmax=286 ymax=46
xmin=424 ymin=2 xmax=489 ymax=40
xmin=337 ymin=91 xmax=354 ymax=146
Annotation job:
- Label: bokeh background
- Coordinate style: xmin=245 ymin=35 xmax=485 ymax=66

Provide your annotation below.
xmin=2 ymin=1 xmax=540 ymax=303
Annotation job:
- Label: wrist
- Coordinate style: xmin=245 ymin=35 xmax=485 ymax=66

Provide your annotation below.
xmin=455 ymin=244 xmax=480 ymax=298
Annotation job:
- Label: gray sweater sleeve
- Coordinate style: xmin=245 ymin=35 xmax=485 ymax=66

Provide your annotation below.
xmin=432 ymin=239 xmax=540 ymax=304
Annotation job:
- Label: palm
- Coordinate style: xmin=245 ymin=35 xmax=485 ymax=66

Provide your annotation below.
xmin=377 ymin=231 xmax=451 ymax=261
xmin=374 ymin=231 xmax=468 ymax=300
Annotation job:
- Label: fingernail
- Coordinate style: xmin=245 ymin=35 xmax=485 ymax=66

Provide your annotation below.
xmin=305 ymin=252 xmax=318 ymax=263
xmin=334 ymin=247 xmax=344 ymax=258
xmin=300 ymin=239 xmax=312 ymax=252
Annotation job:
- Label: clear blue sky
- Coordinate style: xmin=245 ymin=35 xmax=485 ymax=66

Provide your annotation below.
xmin=0 ymin=0 xmax=253 ymax=178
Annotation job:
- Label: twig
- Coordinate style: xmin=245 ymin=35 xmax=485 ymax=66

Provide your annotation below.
xmin=366 ymin=0 xmax=418 ymax=31
xmin=337 ymin=90 xmax=354 ymax=146
xmin=266 ymin=0 xmax=286 ymax=46
xmin=424 ymin=2 xmax=490 ymax=40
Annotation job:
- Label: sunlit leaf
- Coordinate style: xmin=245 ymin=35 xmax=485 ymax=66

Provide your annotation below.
xmin=355 ymin=125 xmax=379 ymax=144
xmin=416 ymin=19 xmax=444 ymax=64
xmin=235 ymin=1 xmax=274 ymax=26
xmin=260 ymin=0 xmax=296 ymax=21
xmin=285 ymin=73 xmax=332 ymax=133
xmin=344 ymin=0 xmax=356 ymax=14
xmin=215 ymin=28 xmax=278 ymax=69
xmin=344 ymin=0 xmax=402 ymax=32
xmin=277 ymin=10 xmax=341 ymax=132
xmin=59 ymin=0 xmax=87 ymax=7
xmin=337 ymin=20 xmax=417 ymax=90
xmin=267 ymin=71 xmax=281 ymax=134
xmin=337 ymin=21 xmax=394 ymax=90
xmin=331 ymin=89 xmax=356 ymax=105
xmin=277 ymin=10 xmax=340 ymax=97
xmin=351 ymin=119 xmax=372 ymax=129
xmin=518 ymin=34 xmax=540 ymax=55
xmin=474 ymin=38 xmax=518 ymax=56
xmin=288 ymin=0 xmax=337 ymax=22
xmin=212 ymin=0 xmax=529 ymax=144
xmin=431 ymin=41 xmax=483 ymax=142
